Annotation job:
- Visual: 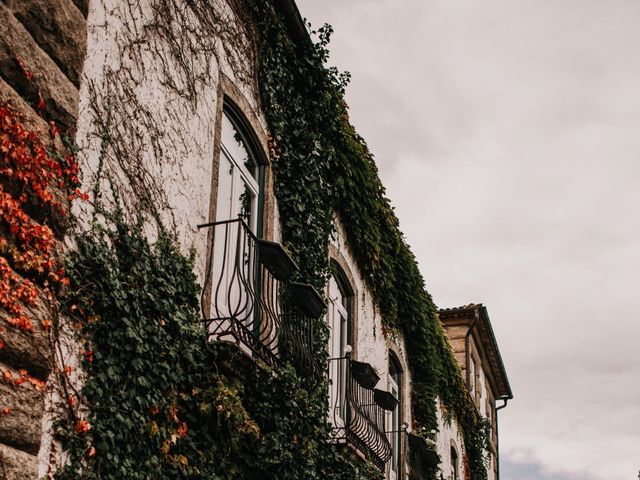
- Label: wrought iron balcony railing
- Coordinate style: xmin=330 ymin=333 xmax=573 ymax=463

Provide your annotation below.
xmin=199 ymin=218 xmax=322 ymax=373
xmin=329 ymin=355 xmax=394 ymax=470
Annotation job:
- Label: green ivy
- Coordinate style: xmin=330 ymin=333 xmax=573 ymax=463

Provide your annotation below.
xmin=247 ymin=1 xmax=490 ymax=478
xmin=56 ymin=214 xmax=378 ymax=479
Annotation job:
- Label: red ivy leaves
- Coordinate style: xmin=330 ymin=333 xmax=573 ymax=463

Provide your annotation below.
xmin=176 ymin=422 xmax=188 ymax=439
xmin=14 ymin=57 xmax=33 ymax=82
xmin=1 ymin=367 xmax=46 ymax=391
xmin=75 ymin=419 xmax=91 ymax=434
xmin=0 ymin=105 xmax=84 ymax=335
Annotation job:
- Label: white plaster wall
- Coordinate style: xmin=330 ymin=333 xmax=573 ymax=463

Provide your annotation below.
xmin=329 ymin=219 xmax=411 ymax=387
xmin=434 ymin=398 xmax=465 ymax=480
xmin=75 ymin=0 xmax=268 ymax=285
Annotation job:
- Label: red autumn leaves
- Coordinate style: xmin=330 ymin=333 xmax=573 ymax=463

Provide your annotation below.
xmin=0 ymin=104 xmax=82 ymax=338
xmin=75 ymin=419 xmax=91 ymax=434
xmin=1 ymin=367 xmax=46 ymax=391
xmin=0 ymin=103 xmax=85 ymax=424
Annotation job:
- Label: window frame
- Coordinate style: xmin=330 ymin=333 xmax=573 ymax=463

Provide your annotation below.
xmin=450 ymin=444 xmax=459 ymax=480
xmin=388 ymin=352 xmax=403 ymax=480
xmin=327 ymin=265 xmax=354 ymax=429
xmin=217 ymin=99 xmax=266 ymax=238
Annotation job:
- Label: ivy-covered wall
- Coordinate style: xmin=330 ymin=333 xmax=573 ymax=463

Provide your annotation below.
xmin=1 ymin=0 xmax=494 ymax=479
xmin=246 ymin=2 xmax=492 ymax=479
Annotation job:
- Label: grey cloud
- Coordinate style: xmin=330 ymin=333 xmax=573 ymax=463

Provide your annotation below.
xmin=502 ymin=454 xmax=602 ymax=480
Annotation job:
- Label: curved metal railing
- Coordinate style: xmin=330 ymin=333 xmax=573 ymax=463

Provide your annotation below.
xmin=329 ymin=356 xmax=392 ymax=470
xmin=199 ymin=218 xmax=320 ymax=373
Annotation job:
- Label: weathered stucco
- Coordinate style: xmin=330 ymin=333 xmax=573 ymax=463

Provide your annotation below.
xmin=75 ymin=0 xmax=273 ymax=283
xmin=434 ymin=397 xmax=465 ymax=480
xmin=330 ymin=217 xmax=430 ymax=478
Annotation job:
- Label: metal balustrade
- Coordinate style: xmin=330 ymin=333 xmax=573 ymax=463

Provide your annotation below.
xmin=199 ymin=218 xmax=321 ymax=373
xmin=329 ymin=356 xmax=393 ymax=470
xmin=280 ymin=300 xmax=319 ymax=375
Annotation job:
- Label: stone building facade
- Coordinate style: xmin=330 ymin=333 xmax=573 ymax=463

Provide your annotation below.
xmin=439 ymin=305 xmax=513 ymax=480
xmin=0 ymin=1 xmax=512 ymax=479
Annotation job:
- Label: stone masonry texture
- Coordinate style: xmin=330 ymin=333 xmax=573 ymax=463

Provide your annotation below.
xmin=0 ymin=0 xmax=87 ymax=477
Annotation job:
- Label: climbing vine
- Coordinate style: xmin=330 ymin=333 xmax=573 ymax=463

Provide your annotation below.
xmin=246 ymin=2 xmax=491 ymax=479
xmin=0 ymin=105 xmax=79 ymax=331
xmin=55 ymin=212 xmax=379 ymax=480
xmin=28 ymin=0 xmax=492 ymax=478
xmin=49 ymin=0 xmax=380 ymax=477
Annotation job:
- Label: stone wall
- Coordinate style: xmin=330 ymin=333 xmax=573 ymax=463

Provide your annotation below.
xmin=0 ymin=0 xmax=87 ymax=477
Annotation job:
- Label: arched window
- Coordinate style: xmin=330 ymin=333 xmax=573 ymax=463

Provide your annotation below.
xmin=215 ymin=101 xmax=264 ymax=235
xmin=327 ymin=267 xmax=352 ymax=427
xmin=208 ymin=101 xmax=265 ymax=329
xmin=451 ymin=445 xmax=459 ymax=480
xmin=328 ymin=272 xmax=351 ymax=358
xmin=388 ymin=352 xmax=402 ymax=480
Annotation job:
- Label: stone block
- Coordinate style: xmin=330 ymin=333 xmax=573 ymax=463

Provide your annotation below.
xmin=9 ymin=0 xmax=87 ymax=86
xmin=444 ymin=325 xmax=468 ymax=340
xmin=0 ymin=309 xmax=52 ymax=380
xmin=0 ymin=443 xmax=38 ymax=480
xmin=0 ymin=363 xmax=45 ymax=454
xmin=449 ymin=337 xmax=466 ymax=354
xmin=455 ymin=352 xmax=466 ymax=369
xmin=0 ymin=76 xmax=63 ymax=151
xmin=0 ymin=5 xmax=79 ymax=132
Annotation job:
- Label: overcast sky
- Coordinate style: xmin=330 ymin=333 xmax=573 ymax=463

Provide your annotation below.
xmin=297 ymin=1 xmax=640 ymax=479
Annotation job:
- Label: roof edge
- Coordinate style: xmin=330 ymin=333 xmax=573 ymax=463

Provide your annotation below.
xmin=272 ymin=0 xmax=311 ymax=46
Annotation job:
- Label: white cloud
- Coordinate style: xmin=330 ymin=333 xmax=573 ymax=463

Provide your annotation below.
xmin=298 ymin=0 xmax=640 ymax=479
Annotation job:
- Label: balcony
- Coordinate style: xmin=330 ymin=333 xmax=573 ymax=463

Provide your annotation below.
xmin=199 ymin=218 xmax=322 ymax=373
xmin=329 ymin=356 xmax=395 ymax=470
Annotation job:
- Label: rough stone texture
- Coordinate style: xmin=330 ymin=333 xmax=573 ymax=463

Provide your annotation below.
xmin=8 ymin=0 xmax=87 ymax=87
xmin=0 ymin=444 xmax=38 ymax=480
xmin=0 ymin=0 xmax=86 ymax=474
xmin=0 ymin=4 xmax=79 ymax=131
xmin=0 ymin=298 xmax=52 ymax=379
xmin=0 ymin=363 xmax=46 ymax=454
xmin=0 ymin=76 xmax=62 ymax=151
xmin=449 ymin=337 xmax=466 ymax=353
xmin=445 ymin=325 xmax=468 ymax=340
